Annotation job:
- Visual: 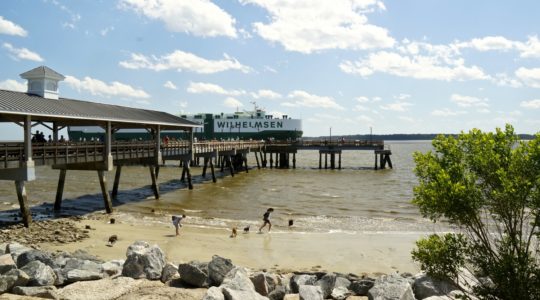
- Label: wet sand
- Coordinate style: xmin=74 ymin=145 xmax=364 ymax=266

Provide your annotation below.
xmin=39 ymin=214 xmax=422 ymax=276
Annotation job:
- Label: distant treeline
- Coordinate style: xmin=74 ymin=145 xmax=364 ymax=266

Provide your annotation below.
xmin=306 ymin=133 xmax=536 ymax=141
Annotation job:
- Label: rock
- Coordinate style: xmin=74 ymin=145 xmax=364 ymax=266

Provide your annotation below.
xmin=178 ymin=261 xmax=209 ymax=287
xmin=290 ymin=274 xmax=316 ymax=293
xmin=208 ymin=255 xmax=234 ymax=286
xmin=12 ymin=286 xmax=58 ymax=299
xmin=265 ymin=273 xmax=278 ymax=293
xmin=20 ymin=261 xmax=56 ymax=286
xmin=413 ymin=274 xmax=459 ymax=299
xmin=0 ymin=242 xmax=8 ymax=255
xmin=350 ymin=279 xmax=375 ymax=296
xmin=101 ymin=259 xmax=124 ymax=277
xmin=0 ymin=253 xmax=17 ymax=274
xmin=283 ymin=295 xmax=300 ymax=300
xmin=16 ymin=250 xmax=56 ymax=269
xmin=59 ymin=258 xmax=103 ymax=283
xmin=316 ymin=272 xmax=336 ymax=298
xmin=0 ymin=273 xmax=18 ymax=294
xmin=331 ymin=286 xmax=351 ymax=300
xmin=268 ymin=285 xmax=286 ymax=300
xmin=222 ymin=287 xmax=270 ymax=300
xmin=55 ymin=276 xmax=156 ymax=300
xmin=335 ymin=276 xmax=351 ymax=289
xmin=121 ymin=241 xmax=166 ymax=280
xmin=160 ymin=262 xmax=179 ymax=283
xmin=345 ymin=296 xmax=368 ymax=300
xmin=299 ymin=284 xmax=323 ymax=300
xmin=70 ymin=249 xmax=103 ymax=263
xmin=251 ymin=272 xmax=269 ymax=296
xmin=116 ymin=284 xmax=207 ymax=300
xmin=66 ymin=269 xmax=103 ymax=282
xmin=5 ymin=242 xmax=32 ymax=262
xmin=368 ymin=273 xmax=415 ymax=300
xmin=2 ymin=269 xmax=30 ymax=290
xmin=203 ymin=286 xmax=225 ymax=300
xmin=221 ymin=267 xmax=268 ymax=300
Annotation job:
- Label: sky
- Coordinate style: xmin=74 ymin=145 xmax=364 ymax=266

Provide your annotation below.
xmin=1 ymin=0 xmax=540 ymax=138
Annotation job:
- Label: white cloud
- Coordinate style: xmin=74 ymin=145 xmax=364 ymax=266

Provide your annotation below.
xmin=516 ymin=36 xmax=540 ymax=58
xmin=450 ymin=94 xmax=489 ymax=108
xmin=263 ymin=65 xmax=277 ymax=73
xmin=187 ymin=82 xmax=246 ymax=96
xmin=284 ymin=90 xmax=344 ymax=110
xmin=119 ymin=51 xmax=251 ymax=74
xmin=100 ymin=26 xmax=115 ymax=36
xmin=2 ymin=43 xmax=43 ymax=62
xmin=224 ymin=97 xmax=243 ymax=108
xmin=0 ymin=79 xmax=26 ymax=92
xmin=431 ymin=108 xmax=466 ymax=117
xmin=163 ymin=81 xmax=177 ymax=90
xmin=240 ymin=0 xmax=394 ymax=53
xmin=520 ymin=99 xmax=540 ymax=109
xmin=515 ymin=67 xmax=540 ymax=88
xmin=356 ymin=96 xmax=370 ymax=103
xmin=340 ymin=51 xmax=488 ymax=81
xmin=64 ymin=75 xmax=150 ymax=99
xmin=467 ymin=36 xmax=515 ymax=52
xmin=380 ymin=101 xmax=412 ymax=112
xmin=493 ymin=73 xmax=522 ymax=88
xmin=0 ymin=16 xmax=27 ymax=36
xmin=119 ymin=0 xmax=237 ymax=38
xmin=251 ymin=89 xmax=281 ymax=99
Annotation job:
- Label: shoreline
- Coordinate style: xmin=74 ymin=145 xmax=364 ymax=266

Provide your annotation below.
xmin=36 ymin=213 xmax=423 ymax=276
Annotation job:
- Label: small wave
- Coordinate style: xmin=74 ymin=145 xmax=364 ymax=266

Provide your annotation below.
xmin=183 ymin=209 xmax=203 ymax=213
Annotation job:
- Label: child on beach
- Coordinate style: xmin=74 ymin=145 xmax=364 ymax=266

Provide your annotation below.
xmin=258 ymin=208 xmax=274 ymax=232
xmin=172 ymin=214 xmax=186 ymax=236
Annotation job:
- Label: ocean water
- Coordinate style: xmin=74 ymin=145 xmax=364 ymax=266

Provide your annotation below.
xmin=0 ymin=141 xmax=450 ymax=233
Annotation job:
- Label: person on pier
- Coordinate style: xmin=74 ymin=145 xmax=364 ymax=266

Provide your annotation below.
xmin=258 ymin=208 xmax=274 ymax=232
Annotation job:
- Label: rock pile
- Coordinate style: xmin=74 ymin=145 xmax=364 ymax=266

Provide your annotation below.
xmin=0 ymin=218 xmax=90 ymax=245
xmin=0 ymin=240 xmax=465 ymax=300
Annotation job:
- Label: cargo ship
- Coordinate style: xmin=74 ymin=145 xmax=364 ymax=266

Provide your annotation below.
xmin=68 ymin=104 xmax=302 ymax=141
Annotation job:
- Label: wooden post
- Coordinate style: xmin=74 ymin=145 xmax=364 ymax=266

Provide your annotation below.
xmin=386 ymin=154 xmax=393 ymax=169
xmin=263 ymin=152 xmax=267 ymax=167
xmin=149 ymin=166 xmax=159 ymax=199
xmin=226 ymin=156 xmax=235 ymax=177
xmin=325 ymin=153 xmax=328 ymax=169
xmin=269 ymin=153 xmax=273 ymax=169
xmin=254 ymin=151 xmax=260 ymax=169
xmin=112 ymin=165 xmax=122 ymax=200
xmin=15 ymin=181 xmax=31 ymax=227
xmin=202 ymin=157 xmax=208 ymax=177
xmin=319 ymin=152 xmax=322 ymax=169
xmin=104 ymin=121 xmax=113 ymax=171
xmin=330 ymin=153 xmax=335 ymax=170
xmin=338 ymin=153 xmax=341 ymax=170
xmin=374 ymin=152 xmax=378 ymax=170
xmin=155 ymin=166 xmax=160 ymax=180
xmin=183 ymin=160 xmax=193 ymax=189
xmin=293 ymin=153 xmax=296 ymax=169
xmin=244 ymin=154 xmax=248 ymax=173
xmin=54 ymin=169 xmax=67 ymax=211
xmin=380 ymin=153 xmax=384 ymax=169
xmin=97 ymin=170 xmax=113 ymax=213
xmin=210 ymin=156 xmax=216 ymax=182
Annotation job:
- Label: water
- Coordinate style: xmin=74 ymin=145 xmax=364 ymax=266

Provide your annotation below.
xmin=0 ymin=141 xmax=449 ymax=233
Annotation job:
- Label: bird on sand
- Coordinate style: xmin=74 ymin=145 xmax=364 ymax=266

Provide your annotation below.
xmin=107 ymin=235 xmax=118 ymax=246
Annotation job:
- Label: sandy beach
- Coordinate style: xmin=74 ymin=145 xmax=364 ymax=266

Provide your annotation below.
xmin=38 ymin=213 xmax=422 ymax=276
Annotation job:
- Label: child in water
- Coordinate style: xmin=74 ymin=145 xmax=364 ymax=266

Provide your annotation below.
xmin=258 ymin=208 xmax=274 ymax=232
xmin=172 ymin=214 xmax=186 ymax=236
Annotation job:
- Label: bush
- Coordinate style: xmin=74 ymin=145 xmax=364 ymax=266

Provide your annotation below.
xmin=411 ymin=125 xmax=540 ymax=300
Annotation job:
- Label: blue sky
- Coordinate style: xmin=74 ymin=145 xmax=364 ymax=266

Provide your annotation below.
xmin=1 ymin=0 xmax=539 ymax=137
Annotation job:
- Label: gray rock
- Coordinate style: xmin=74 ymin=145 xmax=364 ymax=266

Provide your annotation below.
xmin=178 ymin=261 xmax=210 ymax=287
xmin=66 ymin=269 xmax=103 ymax=282
xmin=203 ymin=286 xmax=225 ymax=300
xmin=316 ymin=272 xmax=336 ymax=298
xmin=290 ymin=274 xmax=317 ymax=293
xmin=5 ymin=242 xmax=32 ymax=262
xmin=20 ymin=260 xmax=56 ymax=286
xmin=0 ymin=273 xmax=18 ymax=293
xmin=268 ymin=286 xmax=286 ymax=300
xmin=0 ymin=253 xmax=17 ymax=274
xmin=12 ymin=285 xmax=58 ymax=299
xmin=222 ymin=287 xmax=269 ymax=300
xmin=331 ymin=286 xmax=351 ymax=300
xmin=161 ymin=262 xmax=179 ymax=283
xmin=251 ymin=272 xmax=269 ymax=296
xmin=334 ymin=276 xmax=351 ymax=289
xmin=221 ymin=267 xmax=255 ymax=291
xmin=5 ymin=269 xmax=30 ymax=287
xmin=101 ymin=259 xmax=124 ymax=277
xmin=70 ymin=249 xmax=103 ymax=263
xmin=122 ymin=241 xmax=166 ymax=280
xmin=299 ymin=284 xmax=323 ymax=300
xmin=0 ymin=242 xmax=8 ymax=255
xmin=265 ymin=273 xmax=278 ymax=293
xmin=208 ymin=255 xmax=234 ymax=286
xmin=350 ymin=279 xmax=375 ymax=296
xmin=413 ymin=274 xmax=459 ymax=299
xmin=55 ymin=276 xmax=149 ymax=300
xmin=64 ymin=258 xmax=103 ymax=273
xmin=54 ymin=268 xmax=66 ymax=286
xmin=16 ymin=249 xmax=56 ymax=269
xmin=60 ymin=258 xmax=103 ymax=283
xmin=368 ymin=273 xmax=415 ymax=300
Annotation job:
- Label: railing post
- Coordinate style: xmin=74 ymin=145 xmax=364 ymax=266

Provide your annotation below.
xmin=104 ymin=121 xmax=113 ymax=170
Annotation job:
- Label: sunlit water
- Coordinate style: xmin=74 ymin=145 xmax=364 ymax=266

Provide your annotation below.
xmin=0 ymin=141 xmax=450 ymax=233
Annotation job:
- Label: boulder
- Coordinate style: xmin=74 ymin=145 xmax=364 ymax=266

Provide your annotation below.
xmin=161 ymin=262 xmax=179 ymax=283
xmin=335 ymin=276 xmax=351 ymax=289
xmin=290 ymin=274 xmax=316 ymax=293
xmin=222 ymin=287 xmax=269 ymax=300
xmin=368 ymin=273 xmax=415 ymax=300
xmin=0 ymin=253 xmax=17 ymax=274
xmin=16 ymin=249 xmax=56 ymax=269
xmin=350 ymin=279 xmax=375 ymax=296
xmin=61 ymin=258 xmax=103 ymax=283
xmin=66 ymin=269 xmax=103 ymax=282
xmin=2 ymin=269 xmax=30 ymax=289
xmin=55 ymin=276 xmax=149 ymax=300
xmin=12 ymin=285 xmax=58 ymax=299
xmin=122 ymin=241 xmax=166 ymax=280
xmin=20 ymin=260 xmax=56 ymax=286
xmin=265 ymin=273 xmax=278 ymax=293
xmin=178 ymin=261 xmax=210 ymax=287
xmin=221 ymin=267 xmax=268 ymax=300
xmin=5 ymin=242 xmax=32 ymax=262
xmin=0 ymin=242 xmax=8 ymax=255
xmin=0 ymin=272 xmax=19 ymax=293
xmin=70 ymin=249 xmax=103 ymax=263
xmin=203 ymin=286 xmax=225 ymax=300
xmin=208 ymin=255 xmax=234 ymax=286
xmin=299 ymin=284 xmax=323 ymax=300
xmin=251 ymin=271 xmax=269 ymax=296
xmin=268 ymin=285 xmax=286 ymax=300
xmin=413 ymin=274 xmax=459 ymax=299
xmin=316 ymin=272 xmax=336 ymax=298
xmin=331 ymin=286 xmax=351 ymax=300
xmin=101 ymin=259 xmax=124 ymax=277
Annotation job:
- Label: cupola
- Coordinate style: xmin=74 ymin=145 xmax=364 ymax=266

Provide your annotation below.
xmin=20 ymin=66 xmax=65 ymax=100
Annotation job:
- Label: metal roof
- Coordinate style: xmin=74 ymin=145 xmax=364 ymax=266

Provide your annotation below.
xmin=20 ymin=66 xmax=65 ymax=80
xmin=0 ymin=89 xmax=200 ymax=129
